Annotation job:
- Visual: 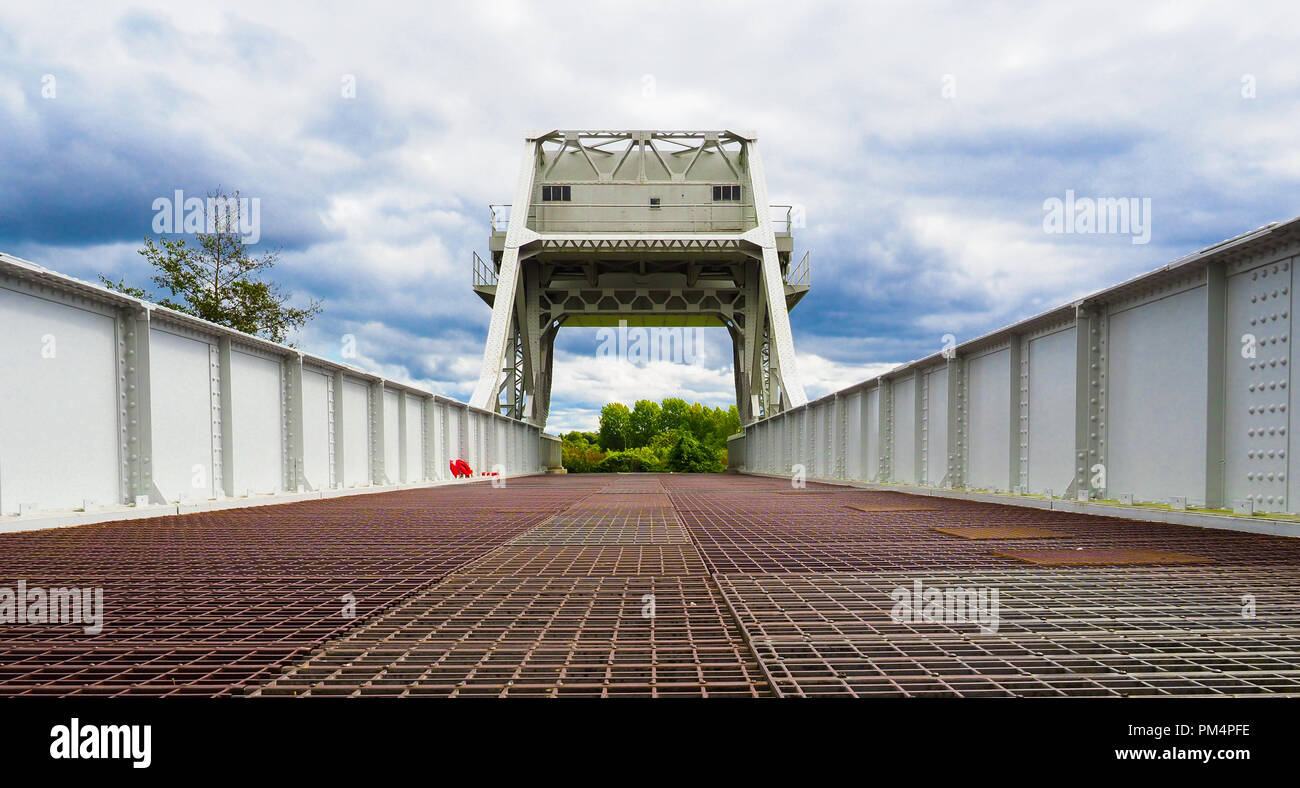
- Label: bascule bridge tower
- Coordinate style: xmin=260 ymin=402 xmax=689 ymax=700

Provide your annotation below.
xmin=469 ymin=130 xmax=810 ymax=427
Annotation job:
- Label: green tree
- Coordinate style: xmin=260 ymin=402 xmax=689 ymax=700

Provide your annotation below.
xmin=658 ymin=397 xmax=689 ymax=434
xmin=666 ymin=431 xmax=723 ymax=473
xmin=628 ymin=399 xmax=662 ymax=447
xmin=598 ymin=402 xmax=631 ymax=451
xmin=100 ymin=189 xmax=321 ymax=344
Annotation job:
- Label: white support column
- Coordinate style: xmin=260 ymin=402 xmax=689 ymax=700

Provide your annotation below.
xmin=218 ymin=336 xmax=236 ymax=498
xmin=369 ymin=380 xmax=386 ymax=485
xmin=122 ymin=307 xmax=158 ymax=504
xmin=471 ymin=138 xmax=542 ymax=413
xmin=1205 ymin=262 xmax=1227 ymax=509
xmin=284 ymin=354 xmax=306 ymax=492
xmin=743 ymin=136 xmax=807 ymax=411
xmin=878 ymin=378 xmax=894 ymax=482
xmin=946 ymin=356 xmax=964 ymax=489
xmin=1072 ymin=305 xmax=1108 ymax=499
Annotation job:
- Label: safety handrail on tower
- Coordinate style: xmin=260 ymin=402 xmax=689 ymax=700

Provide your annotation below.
xmin=472 ymin=250 xmax=497 ymax=288
xmin=786 ymin=250 xmax=811 ymax=287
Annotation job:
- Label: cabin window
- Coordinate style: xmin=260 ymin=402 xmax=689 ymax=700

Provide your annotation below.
xmin=541 ymin=185 xmax=572 ymax=201
xmin=712 ymin=184 xmax=741 ymax=202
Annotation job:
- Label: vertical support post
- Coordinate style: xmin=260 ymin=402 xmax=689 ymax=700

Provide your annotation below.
xmin=208 ymin=343 xmax=223 ymax=498
xmin=458 ymin=405 xmax=469 ymax=470
xmin=284 ymin=354 xmax=306 ymax=492
xmin=471 ymin=138 xmax=541 ymax=411
xmin=218 ymin=336 xmax=235 ymax=498
xmin=370 ymin=380 xmax=386 ymax=485
xmin=122 ymin=308 xmax=157 ymax=504
xmin=878 ymin=378 xmax=893 ymax=482
xmin=1073 ymin=305 xmax=1107 ymax=499
xmin=945 ymin=356 xmax=964 ymax=489
xmin=1205 ymin=262 xmax=1228 ymax=508
xmin=744 ymin=137 xmax=807 ymax=410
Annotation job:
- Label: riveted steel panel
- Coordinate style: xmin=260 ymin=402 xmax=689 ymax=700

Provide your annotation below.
xmin=229 ymin=350 xmax=283 ymax=495
xmin=301 ymin=369 xmax=331 ymax=490
xmin=404 ymin=395 xmax=424 ymax=482
xmin=925 ymin=368 xmax=949 ymax=485
xmin=1227 ymin=259 xmax=1293 ymax=512
xmin=891 ymin=377 xmax=916 ymax=483
xmin=149 ymin=328 xmax=215 ymax=501
xmin=383 ymin=388 xmax=400 ymax=484
xmin=340 ymin=378 xmax=370 ymax=487
xmin=1108 ymin=287 xmax=1208 ymax=503
xmin=966 ymin=349 xmax=1011 ymax=490
xmin=1027 ymin=327 xmax=1076 ymax=495
xmin=845 ymin=391 xmax=863 ymax=478
xmin=0 ymin=287 xmax=119 ymax=514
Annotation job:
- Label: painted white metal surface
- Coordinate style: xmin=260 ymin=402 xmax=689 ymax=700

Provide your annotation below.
xmin=301 ymin=368 xmax=331 ymax=490
xmin=229 ymin=350 xmax=283 ymax=495
xmin=0 ymin=253 xmax=547 ymax=523
xmin=403 ymin=395 xmax=423 ymax=483
xmin=1108 ymin=287 xmax=1208 ymax=503
xmin=0 ymin=285 xmax=119 ymax=514
xmin=382 ymin=388 xmax=400 ymax=485
xmin=966 ymin=349 xmax=1011 ymax=491
xmin=1026 ymin=326 xmax=1076 ymax=494
xmin=926 ymin=367 xmax=949 ymax=486
xmin=738 ymin=216 xmax=1300 ymax=521
xmin=340 ymin=379 xmax=369 ymax=487
xmin=148 ymin=328 xmax=216 ymax=501
xmin=892 ymin=376 xmax=916 ymax=483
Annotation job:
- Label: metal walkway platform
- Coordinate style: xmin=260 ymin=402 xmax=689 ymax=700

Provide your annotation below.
xmin=4 ymin=473 xmax=1300 ymax=697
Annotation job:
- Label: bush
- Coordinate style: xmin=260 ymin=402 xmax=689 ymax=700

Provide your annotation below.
xmin=595 ymin=446 xmax=663 ymax=473
xmin=666 ymin=432 xmax=724 ymax=473
xmin=561 ymin=441 xmax=605 ymax=473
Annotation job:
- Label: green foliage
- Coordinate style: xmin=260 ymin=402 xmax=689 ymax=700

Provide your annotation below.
xmin=597 ymin=402 xmax=631 ymax=451
xmin=561 ymin=440 xmax=605 ymax=473
xmin=562 ymin=430 xmax=599 ymax=445
xmin=100 ymin=189 xmax=322 ymax=344
xmin=595 ymin=446 xmax=663 ymax=473
xmin=628 ymin=399 xmax=662 ymax=447
xmin=666 ymin=431 xmax=725 ymax=473
xmin=577 ymin=398 xmax=737 ymax=473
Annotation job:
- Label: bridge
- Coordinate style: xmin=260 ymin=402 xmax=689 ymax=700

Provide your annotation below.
xmin=3 ymin=130 xmax=1300 ymax=697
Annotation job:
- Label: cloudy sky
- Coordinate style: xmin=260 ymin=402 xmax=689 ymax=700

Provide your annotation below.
xmin=3 ymin=1 xmax=1298 ymax=432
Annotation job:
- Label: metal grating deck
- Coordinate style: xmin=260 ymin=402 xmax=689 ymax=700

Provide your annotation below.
xmin=4 ymin=473 xmax=1300 ymax=697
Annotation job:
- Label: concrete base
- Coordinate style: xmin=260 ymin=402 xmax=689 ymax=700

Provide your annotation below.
xmin=740 ymin=470 xmax=1300 ymax=539
xmin=0 ymin=471 xmax=547 ymax=534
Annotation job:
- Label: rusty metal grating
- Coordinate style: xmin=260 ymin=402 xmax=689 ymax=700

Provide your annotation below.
xmin=8 ymin=471 xmax=1300 ymax=698
xmin=718 ymin=568 xmax=1300 ymax=697
xmin=250 ymin=575 xmax=768 ymax=698
xmin=507 ymin=513 xmax=691 ymax=545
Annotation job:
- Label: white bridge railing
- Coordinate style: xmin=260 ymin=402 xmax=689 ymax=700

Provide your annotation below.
xmin=742 ymin=218 xmax=1300 ymax=520
xmin=0 ymin=253 xmax=544 ymax=522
